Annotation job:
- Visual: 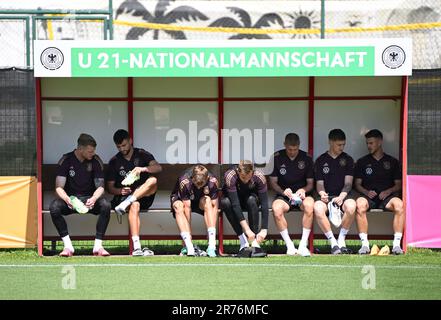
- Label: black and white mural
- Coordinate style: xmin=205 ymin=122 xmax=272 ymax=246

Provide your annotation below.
xmin=0 ymin=0 xmax=440 ymax=68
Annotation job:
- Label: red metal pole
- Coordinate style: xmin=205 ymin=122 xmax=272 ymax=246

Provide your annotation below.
xmin=218 ymin=77 xmax=224 ymax=255
xmin=128 ymin=77 xmax=134 ymax=255
xmin=36 ymin=77 xmax=43 ymax=256
xmin=308 ymin=77 xmax=315 ymax=253
xmin=128 ymin=77 xmax=134 ymax=141
xmin=401 ymin=76 xmax=409 ymax=253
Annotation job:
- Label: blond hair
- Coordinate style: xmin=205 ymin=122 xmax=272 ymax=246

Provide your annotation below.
xmin=238 ymin=160 xmax=254 ymax=174
xmin=192 ymin=165 xmax=208 ymax=186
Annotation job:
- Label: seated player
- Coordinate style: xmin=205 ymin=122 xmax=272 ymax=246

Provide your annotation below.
xmin=107 ymin=129 xmax=162 ymax=256
xmin=49 ymin=133 xmax=111 ymax=257
xmin=355 ymin=129 xmax=405 ymax=255
xmin=170 ymin=165 xmax=219 ymax=257
xmin=268 ymin=133 xmax=314 ymax=257
xmin=221 ymin=160 xmax=269 ymax=258
xmin=313 ymin=129 xmax=357 ymax=255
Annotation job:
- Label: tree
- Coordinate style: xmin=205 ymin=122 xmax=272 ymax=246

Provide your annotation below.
xmin=209 ymin=7 xmax=284 ymax=39
xmin=116 ymin=0 xmax=209 ymax=40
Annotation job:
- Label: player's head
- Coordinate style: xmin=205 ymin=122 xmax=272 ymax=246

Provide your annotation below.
xmin=191 ymin=165 xmax=209 ymax=189
xmin=328 ymin=129 xmax=346 ymax=155
xmin=113 ymin=129 xmax=133 ymax=156
xmin=77 ymin=133 xmax=96 ymax=160
xmin=365 ymin=129 xmax=383 ymax=154
xmin=284 ymin=133 xmax=300 ymax=158
xmin=237 ymin=160 xmax=254 ymax=184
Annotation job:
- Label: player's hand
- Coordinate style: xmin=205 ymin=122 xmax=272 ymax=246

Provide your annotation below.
xmin=85 ymin=196 xmax=97 ymax=209
xmin=333 ymin=196 xmax=344 ymax=206
xmin=378 ymin=190 xmax=392 ymax=200
xmin=319 ymin=191 xmax=329 ymax=203
xmin=283 ymin=188 xmax=294 ymax=199
xmin=121 ymin=187 xmax=132 ymax=196
xmin=245 ymin=228 xmax=256 ymax=242
xmin=295 ymin=189 xmax=306 ymax=200
xmin=131 ymin=167 xmax=144 ymax=176
xmin=66 ymin=197 xmax=73 ymax=209
xmin=257 ymin=229 xmax=267 ymax=243
xmin=367 ymin=190 xmax=378 ymax=199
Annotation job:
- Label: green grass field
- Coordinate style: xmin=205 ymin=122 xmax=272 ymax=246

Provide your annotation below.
xmin=1 ymin=242 xmax=441 ymax=300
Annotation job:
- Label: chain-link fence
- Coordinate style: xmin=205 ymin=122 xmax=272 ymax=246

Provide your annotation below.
xmin=408 ymin=69 xmax=441 ymax=175
xmin=0 ymin=17 xmax=29 ymax=68
xmin=34 ymin=16 xmax=108 ymax=41
xmin=0 ymin=68 xmax=36 ymax=176
xmin=1 ymin=1 xmax=441 ymax=69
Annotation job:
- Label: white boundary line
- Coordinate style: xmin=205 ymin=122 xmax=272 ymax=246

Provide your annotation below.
xmin=0 ymin=263 xmax=440 ymax=269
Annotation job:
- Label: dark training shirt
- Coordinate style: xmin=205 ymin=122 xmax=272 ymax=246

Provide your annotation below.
xmin=171 ymin=167 xmax=219 ymax=202
xmin=270 ymin=149 xmax=314 ymax=192
xmin=314 ymin=151 xmax=354 ymax=196
xmin=56 ymin=151 xmax=104 ymax=197
xmin=355 ymin=153 xmax=401 ymax=193
xmin=107 ymin=148 xmax=156 ymax=190
xmin=223 ymin=167 xmax=267 ymax=195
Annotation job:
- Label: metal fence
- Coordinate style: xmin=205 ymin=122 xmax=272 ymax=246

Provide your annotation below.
xmin=408 ymin=69 xmax=441 ymax=175
xmin=0 ymin=68 xmax=36 ymax=176
xmin=1 ymin=1 xmax=441 ymax=69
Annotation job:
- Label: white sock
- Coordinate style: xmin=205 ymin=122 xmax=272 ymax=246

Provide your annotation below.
xmin=299 ymin=228 xmax=311 ymax=248
xmin=325 ymin=231 xmax=338 ymax=248
xmin=280 ymin=229 xmax=295 ymax=249
xmin=239 ymin=233 xmax=249 ymax=250
xmin=338 ymin=228 xmax=349 ymax=248
xmin=126 ymin=195 xmax=137 ymax=203
xmin=118 ymin=195 xmax=137 ymax=210
xmin=181 ymin=232 xmax=194 ymax=255
xmin=132 ymin=235 xmax=141 ymax=250
xmin=207 ymin=227 xmax=216 ymax=249
xmin=62 ymin=235 xmax=74 ymax=252
xmin=93 ymin=239 xmax=103 ymax=252
xmin=393 ymin=232 xmax=403 ymax=248
xmin=251 ymin=239 xmax=260 ymax=248
xmin=359 ymin=233 xmax=369 ymax=248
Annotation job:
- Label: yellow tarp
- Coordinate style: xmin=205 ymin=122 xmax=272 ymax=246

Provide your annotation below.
xmin=0 ymin=177 xmax=37 ymax=248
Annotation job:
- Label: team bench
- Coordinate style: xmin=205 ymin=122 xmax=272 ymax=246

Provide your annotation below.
xmin=41 ymin=164 xmax=395 ymax=255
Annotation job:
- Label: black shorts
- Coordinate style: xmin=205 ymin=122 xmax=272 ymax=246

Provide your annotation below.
xmin=357 ymin=192 xmax=401 ymax=211
xmin=312 ymin=190 xmax=357 ymax=202
xmin=170 ymin=196 xmax=205 ymax=218
xmin=111 ymin=193 xmax=156 ymax=211
xmin=273 ymin=194 xmax=305 ymax=211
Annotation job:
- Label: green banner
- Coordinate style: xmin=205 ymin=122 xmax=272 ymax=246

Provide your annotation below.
xmin=72 ymin=46 xmax=375 ymax=77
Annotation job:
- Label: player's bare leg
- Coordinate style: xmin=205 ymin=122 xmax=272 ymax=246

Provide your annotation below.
xmin=314 ymin=200 xmax=340 ymax=254
xmin=273 ymin=199 xmax=297 ymax=255
xmin=386 ymin=197 xmax=405 ymax=254
xmin=356 ymin=197 xmax=370 ymax=254
xmin=175 ymin=200 xmax=195 ymax=256
xmin=338 ymin=199 xmax=356 ymax=252
xmin=298 ymin=196 xmax=314 ymax=256
xmin=116 ymin=177 xmax=158 ymax=215
xmin=201 ymin=196 xmax=218 ymax=257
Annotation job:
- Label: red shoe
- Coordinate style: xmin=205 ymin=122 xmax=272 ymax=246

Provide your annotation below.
xmin=93 ymin=247 xmax=110 ymax=257
xmin=59 ymin=248 xmax=74 ymax=257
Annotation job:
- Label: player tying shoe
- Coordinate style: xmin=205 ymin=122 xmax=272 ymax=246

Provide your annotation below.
xmin=221 ymin=160 xmax=269 ymax=258
xmin=170 ymin=165 xmax=219 ymax=257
